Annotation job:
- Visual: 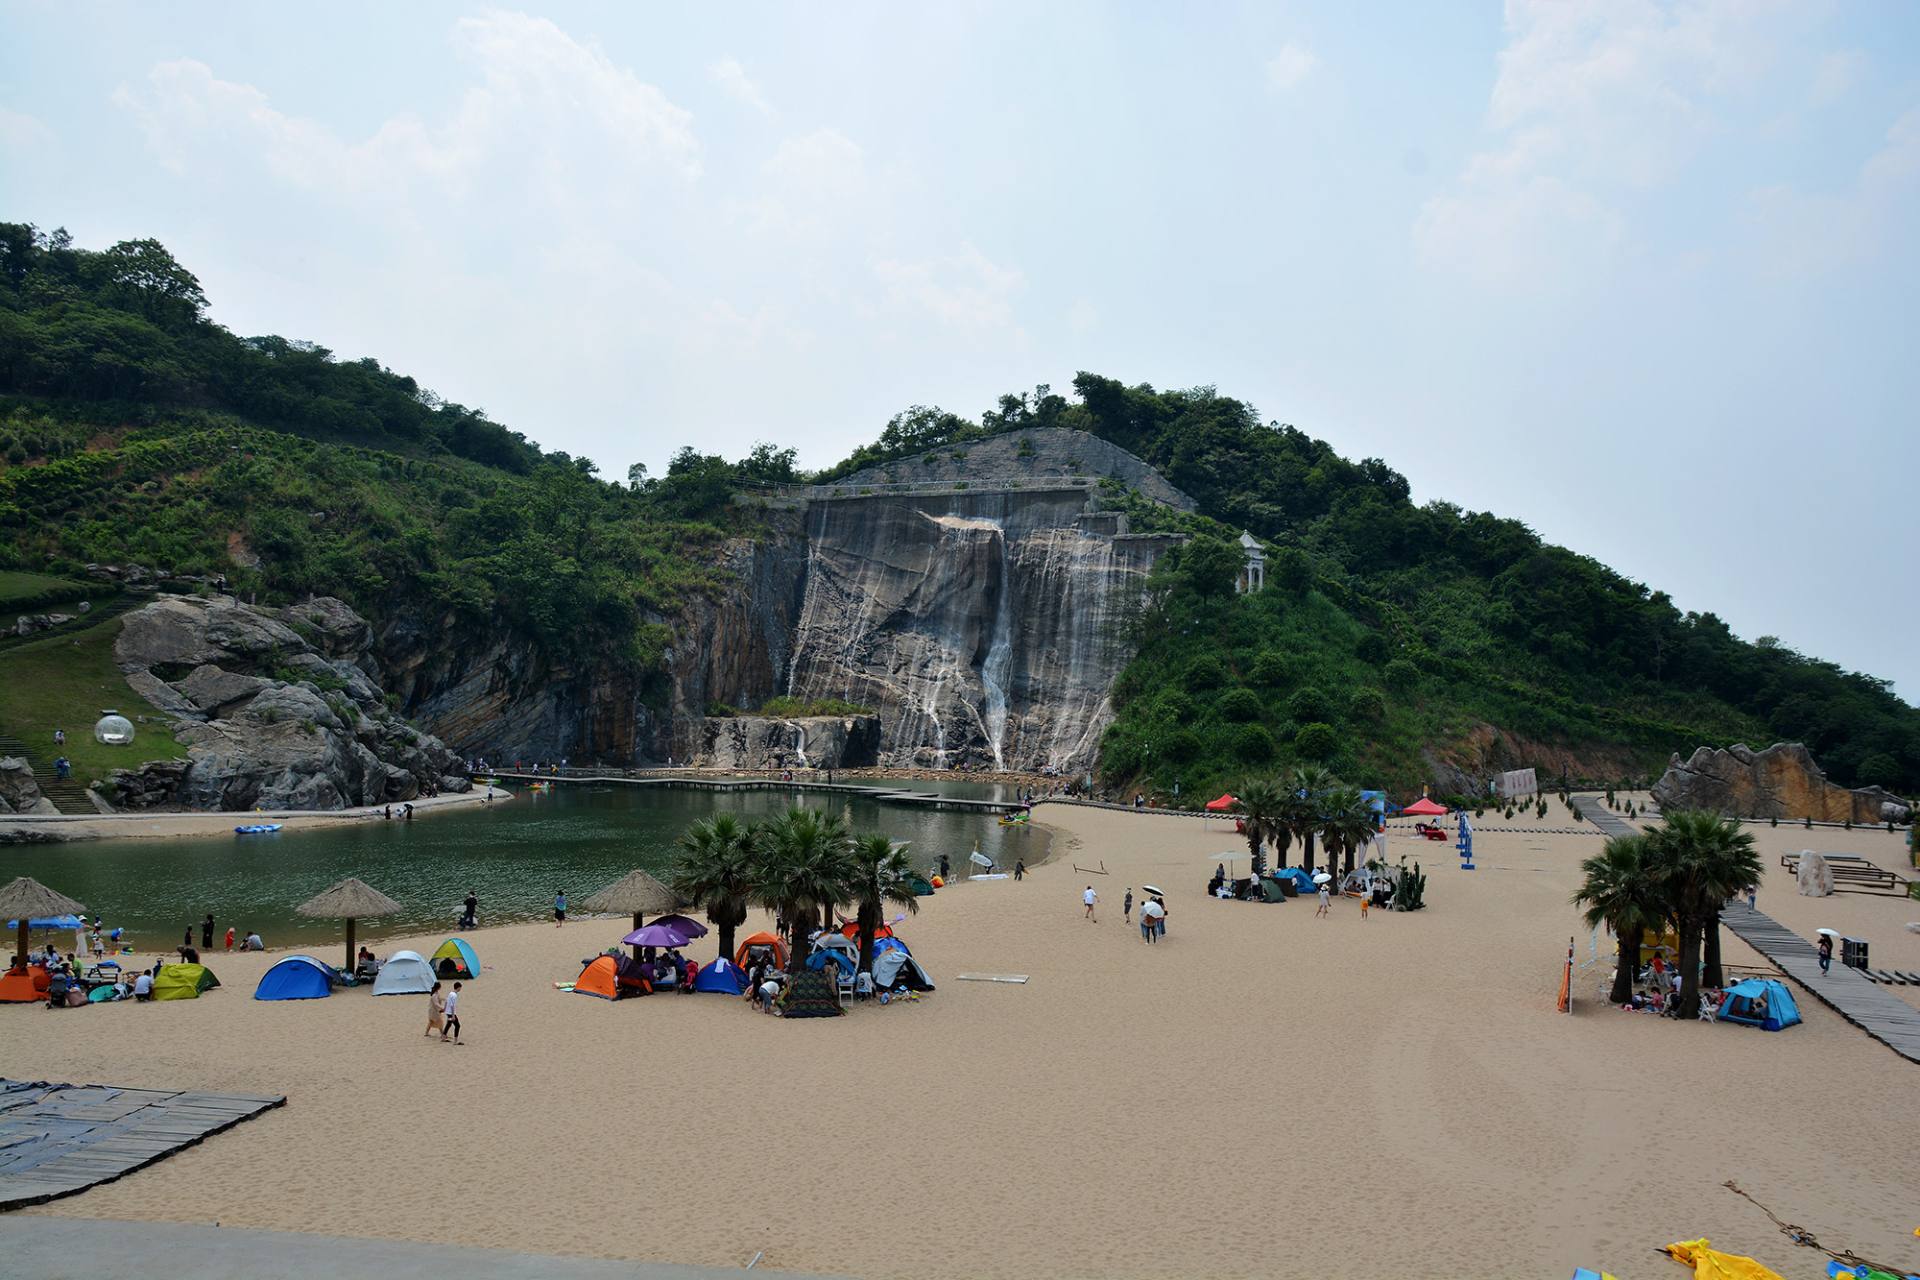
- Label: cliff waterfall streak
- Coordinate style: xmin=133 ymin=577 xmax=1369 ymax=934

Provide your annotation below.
xmin=979 ymin=520 xmax=1015 ymax=770
xmin=780 ymin=479 xmax=1180 ymax=773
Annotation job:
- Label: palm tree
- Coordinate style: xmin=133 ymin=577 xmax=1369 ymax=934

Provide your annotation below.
xmin=1571 ymin=834 xmax=1665 ymax=1005
xmin=847 ymin=833 xmax=920 ymax=973
xmin=1319 ymin=788 xmax=1377 ymax=878
xmin=1233 ymin=778 xmax=1286 ymax=876
xmin=1644 ymin=810 xmax=1761 ymax=1018
xmin=752 ymin=807 xmax=855 ymax=966
xmin=669 ymin=813 xmax=757 ymax=963
xmin=1285 ymin=765 xmax=1337 ymax=872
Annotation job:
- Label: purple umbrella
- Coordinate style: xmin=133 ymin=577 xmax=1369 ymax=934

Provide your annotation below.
xmin=646 ymin=913 xmax=710 ymax=939
xmin=622 ymin=922 xmax=694 ymax=949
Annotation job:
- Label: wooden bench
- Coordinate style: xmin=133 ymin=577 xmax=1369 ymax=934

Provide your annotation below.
xmin=1778 ymin=852 xmax=1912 ymax=896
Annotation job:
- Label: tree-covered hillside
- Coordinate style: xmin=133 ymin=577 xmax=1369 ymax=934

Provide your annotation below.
xmin=826 ymin=377 xmax=1919 ymax=797
xmin=0 ymin=224 xmax=793 ymax=678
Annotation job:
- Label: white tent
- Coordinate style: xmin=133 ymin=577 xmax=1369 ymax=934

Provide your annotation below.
xmin=872 ymin=947 xmax=934 ymax=991
xmin=371 ymin=949 xmax=435 ymax=995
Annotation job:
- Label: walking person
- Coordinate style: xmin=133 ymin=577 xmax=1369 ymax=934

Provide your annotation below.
xmin=1152 ymin=897 xmax=1167 ymax=942
xmin=1014 ymin=859 xmax=1025 ymax=881
xmin=554 ymin=889 xmax=567 ymax=927
xmin=1139 ymin=908 xmax=1154 ymax=944
xmin=441 ymin=981 xmax=463 ymax=1043
xmin=224 ymin=925 xmax=235 ymax=952
xmin=1083 ymin=885 xmax=1098 ymax=922
xmin=462 ymin=889 xmax=478 ymax=930
xmin=1315 ymin=884 xmax=1331 ymax=918
xmin=53 ymin=728 xmax=65 ymax=747
xmin=1359 ymin=892 xmax=1370 ymax=921
xmin=1817 ymin=932 xmax=1833 ymax=976
xmin=201 ymin=913 xmax=214 ymax=950
xmin=425 ymin=981 xmax=446 ymax=1038
xmin=1123 ymin=889 xmax=1134 ymax=926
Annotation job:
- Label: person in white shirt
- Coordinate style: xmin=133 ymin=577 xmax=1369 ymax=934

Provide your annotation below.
xmin=133 ymin=970 xmax=154 ymax=1001
xmin=1082 ymin=886 xmax=1098 ymax=922
xmin=441 ymin=981 xmax=463 ymax=1043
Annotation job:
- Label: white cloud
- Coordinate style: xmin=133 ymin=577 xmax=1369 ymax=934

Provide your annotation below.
xmin=1744 ymin=104 xmax=1920 ymax=274
xmin=112 ymin=10 xmax=700 ymax=198
xmin=746 ymin=127 xmax=867 ymax=235
xmin=710 ymin=56 xmax=773 ymax=114
xmin=872 ymin=242 xmax=1024 ymax=335
xmin=0 ymin=107 xmax=53 ymax=148
xmin=1417 ymin=0 xmax=1798 ymax=285
xmin=1264 ymin=43 xmax=1316 ymax=91
xmin=1810 ymin=50 xmax=1865 ymax=106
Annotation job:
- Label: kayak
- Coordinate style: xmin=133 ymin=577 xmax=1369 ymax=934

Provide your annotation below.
xmin=234 ymin=823 xmax=282 ymax=835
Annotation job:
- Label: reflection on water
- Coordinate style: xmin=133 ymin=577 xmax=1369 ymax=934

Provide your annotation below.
xmin=16 ymin=783 xmax=1045 ymax=948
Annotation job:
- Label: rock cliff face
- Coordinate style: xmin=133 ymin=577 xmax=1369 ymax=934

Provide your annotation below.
xmin=782 ymin=489 xmax=1175 ymax=772
xmin=1653 ymin=742 xmax=1911 ymax=823
xmin=105 ymin=595 xmax=466 ymax=810
xmin=690 ymin=715 xmax=881 ymax=770
xmin=835 ymin=427 xmax=1198 ymax=512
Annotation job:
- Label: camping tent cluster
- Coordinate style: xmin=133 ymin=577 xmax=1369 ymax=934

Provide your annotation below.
xmin=255 ymin=937 xmax=478 ymax=1001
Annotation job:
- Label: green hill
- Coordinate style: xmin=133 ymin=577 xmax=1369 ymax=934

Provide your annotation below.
xmin=3 ymin=223 xmax=1914 ymax=801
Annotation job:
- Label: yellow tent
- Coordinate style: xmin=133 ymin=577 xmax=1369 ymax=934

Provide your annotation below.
xmin=1663 ymin=1239 xmax=1785 ymax=1280
xmin=153 ymin=963 xmax=221 ymax=1001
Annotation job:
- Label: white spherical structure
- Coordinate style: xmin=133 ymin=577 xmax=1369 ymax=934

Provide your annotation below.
xmin=93 ymin=711 xmax=135 ymax=746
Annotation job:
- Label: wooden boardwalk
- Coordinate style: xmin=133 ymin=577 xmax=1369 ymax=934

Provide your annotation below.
xmin=1570 ymin=795 xmax=1920 ymax=1064
xmin=1715 ymin=903 xmax=1920 ymax=1064
xmin=0 ymin=1079 xmax=284 ymax=1210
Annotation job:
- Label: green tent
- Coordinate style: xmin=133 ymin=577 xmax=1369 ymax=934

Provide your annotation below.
xmin=909 ymin=875 xmax=936 ymax=897
xmin=153 ymin=962 xmax=220 ymax=1001
xmin=1260 ymin=876 xmax=1290 ymax=903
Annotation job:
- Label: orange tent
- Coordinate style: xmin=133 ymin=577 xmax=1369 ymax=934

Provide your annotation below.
xmin=839 ymin=922 xmax=893 ymax=941
xmin=0 ymin=963 xmax=50 ymax=1003
xmin=572 ymin=954 xmax=652 ymax=1000
xmin=734 ymin=931 xmax=789 ymax=969
xmin=1402 ymin=797 xmax=1448 ymax=816
xmin=1204 ymin=793 xmax=1238 ymax=812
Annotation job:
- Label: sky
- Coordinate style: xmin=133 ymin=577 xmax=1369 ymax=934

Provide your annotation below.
xmin=4 ymin=2 xmax=1918 ymax=699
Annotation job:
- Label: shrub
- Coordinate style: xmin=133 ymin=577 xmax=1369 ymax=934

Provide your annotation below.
xmin=1294 ymin=722 xmax=1338 ymax=759
xmin=1185 ymin=655 xmax=1230 ymax=690
xmin=1248 ymin=650 xmax=1293 ymax=687
xmin=1228 ymin=723 xmax=1275 ymax=762
xmin=1216 ymin=687 xmax=1262 ymax=722
xmin=1355 ymin=631 xmax=1389 ymax=664
xmin=1348 ymin=687 xmax=1385 ymax=720
xmin=1159 ymin=728 xmax=1203 ymax=763
xmin=1286 ymin=686 xmax=1332 ymax=724
xmin=1383 ymin=658 xmax=1419 ymax=692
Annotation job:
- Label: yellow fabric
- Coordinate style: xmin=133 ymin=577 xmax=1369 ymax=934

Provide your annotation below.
xmin=153 ymin=962 xmax=211 ymax=1000
xmin=1664 ymin=1238 xmax=1786 ymax=1280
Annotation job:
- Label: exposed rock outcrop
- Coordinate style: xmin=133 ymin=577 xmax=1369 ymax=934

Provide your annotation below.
xmin=691 ymin=716 xmax=881 ymax=770
xmin=835 ymin=427 xmax=1199 ymax=512
xmin=0 ymin=757 xmax=59 ymax=815
xmin=103 ymin=595 xmax=462 ymax=811
xmin=1653 ymin=742 xmax=1911 ymax=823
xmin=782 ymin=488 xmax=1175 ymax=772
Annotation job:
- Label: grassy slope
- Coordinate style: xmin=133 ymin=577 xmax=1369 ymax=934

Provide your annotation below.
xmin=0 ymin=614 xmax=182 ymax=786
xmin=0 ymin=569 xmax=91 ymax=608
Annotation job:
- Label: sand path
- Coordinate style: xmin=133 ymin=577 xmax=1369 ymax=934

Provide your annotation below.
xmin=7 ymin=803 xmax=1917 ymax=1278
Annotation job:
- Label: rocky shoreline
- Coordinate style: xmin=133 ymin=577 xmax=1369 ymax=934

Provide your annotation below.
xmin=0 ymin=784 xmax=509 ymax=844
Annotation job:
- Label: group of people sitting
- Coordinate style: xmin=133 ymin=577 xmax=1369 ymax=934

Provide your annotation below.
xmin=31 ymin=953 xmax=163 ymax=1008
xmin=1612 ymin=953 xmax=1724 ymax=1016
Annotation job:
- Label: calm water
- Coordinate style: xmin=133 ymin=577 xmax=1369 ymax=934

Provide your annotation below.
xmin=14 ymin=780 xmax=1046 ymax=950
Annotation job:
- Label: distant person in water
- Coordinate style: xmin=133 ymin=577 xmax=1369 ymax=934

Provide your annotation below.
xmin=554 ymin=890 xmax=567 ymax=927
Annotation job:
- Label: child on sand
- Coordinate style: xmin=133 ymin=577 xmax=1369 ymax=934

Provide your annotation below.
xmin=1360 ymin=893 xmax=1369 ymax=920
xmin=1083 ymin=886 xmax=1098 ymax=922
xmin=554 ymin=890 xmax=567 ymax=928
xmin=224 ymin=926 xmax=235 ymax=951
xmin=1123 ymin=889 xmax=1133 ymax=925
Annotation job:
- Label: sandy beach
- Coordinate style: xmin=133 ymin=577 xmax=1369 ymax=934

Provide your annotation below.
xmin=0 ymin=785 xmax=511 ymax=843
xmin=8 ymin=800 xmax=1918 ymax=1278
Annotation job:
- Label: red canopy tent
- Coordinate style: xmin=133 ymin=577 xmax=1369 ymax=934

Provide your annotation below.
xmin=1204 ymin=793 xmax=1238 ymax=812
xmin=1401 ymin=797 xmax=1448 ymax=816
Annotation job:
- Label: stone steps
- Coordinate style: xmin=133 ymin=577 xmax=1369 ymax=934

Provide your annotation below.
xmin=0 ymin=730 xmax=96 ymax=815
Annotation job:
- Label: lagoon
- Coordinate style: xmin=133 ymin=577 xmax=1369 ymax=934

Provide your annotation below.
xmin=14 ymin=779 xmax=1045 ymax=949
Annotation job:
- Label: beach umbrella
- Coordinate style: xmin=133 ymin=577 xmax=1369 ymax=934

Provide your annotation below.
xmin=1312 ymin=872 xmax=1333 ymax=886
xmin=296 ymin=877 xmax=402 ymax=972
xmin=1140 ymin=884 xmax=1165 ymax=898
xmin=1140 ymin=900 xmax=1165 ymax=920
xmin=579 ymin=869 xmax=680 ymax=935
xmin=648 ymin=913 xmax=710 ymax=939
xmin=0 ymin=877 xmax=84 ymax=968
xmin=622 ymin=922 xmax=694 ymax=950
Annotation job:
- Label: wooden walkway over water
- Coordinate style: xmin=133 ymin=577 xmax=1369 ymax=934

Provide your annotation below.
xmin=0 ymin=1080 xmax=284 ymax=1210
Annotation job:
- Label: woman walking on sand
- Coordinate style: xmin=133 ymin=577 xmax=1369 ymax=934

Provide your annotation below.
xmin=426 ymin=981 xmax=446 ymax=1038
xmin=1315 ymin=884 xmax=1331 ymax=918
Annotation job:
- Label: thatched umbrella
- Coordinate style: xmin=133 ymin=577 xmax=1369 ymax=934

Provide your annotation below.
xmin=580 ymin=869 xmax=680 ymax=958
xmin=297 ymin=877 xmax=402 ymax=972
xmin=0 ymin=876 xmax=85 ymax=968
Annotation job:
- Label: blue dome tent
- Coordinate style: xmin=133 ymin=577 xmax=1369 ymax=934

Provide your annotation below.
xmin=254 ymin=955 xmax=334 ymax=1001
xmin=1716 ymin=978 xmax=1801 ymax=1031
xmin=693 ymin=957 xmax=748 ymax=995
